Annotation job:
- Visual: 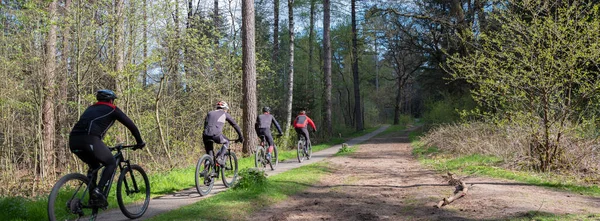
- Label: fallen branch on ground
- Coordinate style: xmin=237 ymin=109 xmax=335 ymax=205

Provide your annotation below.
xmin=435 ymin=172 xmax=469 ymax=208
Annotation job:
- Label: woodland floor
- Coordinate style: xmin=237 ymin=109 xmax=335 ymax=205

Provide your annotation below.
xmin=246 ymin=128 xmax=600 ymax=221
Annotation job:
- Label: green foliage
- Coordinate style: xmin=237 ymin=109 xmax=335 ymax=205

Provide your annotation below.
xmin=234 ymin=168 xmax=268 ymax=190
xmin=422 ymin=94 xmax=475 ymax=125
xmin=446 ymin=0 xmax=600 ymax=171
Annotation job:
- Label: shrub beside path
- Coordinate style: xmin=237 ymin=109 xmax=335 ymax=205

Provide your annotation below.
xmin=97 ymin=125 xmax=390 ymax=221
xmin=248 ymin=127 xmax=600 ymax=221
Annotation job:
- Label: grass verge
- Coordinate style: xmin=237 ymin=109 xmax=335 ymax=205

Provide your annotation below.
xmin=508 ymin=211 xmax=600 ymax=221
xmin=147 ymin=162 xmax=331 ymax=221
xmin=410 ymin=129 xmax=600 ymax=197
xmin=5 ymin=126 xmax=382 ymax=221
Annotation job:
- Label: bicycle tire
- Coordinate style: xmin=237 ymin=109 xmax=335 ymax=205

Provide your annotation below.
xmin=254 ymin=146 xmax=265 ymax=168
xmin=221 ymin=151 xmax=238 ymax=187
xmin=48 ymin=173 xmax=91 ymax=221
xmin=116 ymin=165 xmax=151 ymax=219
xmin=270 ymin=145 xmax=278 ymax=170
xmin=307 ymin=141 xmax=313 ymax=160
xmin=195 ymin=154 xmax=215 ymax=196
xmin=297 ymin=140 xmax=305 ymax=163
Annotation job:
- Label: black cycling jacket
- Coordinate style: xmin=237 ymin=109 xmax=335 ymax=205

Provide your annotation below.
xmin=255 ymin=113 xmax=283 ymax=134
xmin=70 ymin=102 xmax=143 ymax=143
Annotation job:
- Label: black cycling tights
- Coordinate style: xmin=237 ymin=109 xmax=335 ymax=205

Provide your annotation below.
xmin=69 ymin=135 xmax=116 ymax=192
xmin=203 ymin=134 xmax=230 ymax=159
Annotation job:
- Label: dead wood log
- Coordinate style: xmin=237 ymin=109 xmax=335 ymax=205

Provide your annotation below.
xmin=435 ymin=172 xmax=469 ymax=208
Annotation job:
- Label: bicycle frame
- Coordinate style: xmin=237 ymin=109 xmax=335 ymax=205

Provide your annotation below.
xmin=80 ymin=145 xmax=137 ymax=208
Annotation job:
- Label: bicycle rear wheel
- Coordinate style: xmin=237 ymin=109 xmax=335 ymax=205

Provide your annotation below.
xmin=306 ymin=141 xmax=313 ymax=160
xmin=255 ymin=146 xmax=267 ymax=169
xmin=297 ymin=140 xmax=305 ymax=163
xmin=116 ymin=164 xmax=151 ymax=219
xmin=195 ymin=154 xmax=215 ymax=196
xmin=48 ymin=173 xmax=92 ymax=221
xmin=221 ymin=151 xmax=238 ymax=187
xmin=271 ymin=146 xmax=278 ymax=170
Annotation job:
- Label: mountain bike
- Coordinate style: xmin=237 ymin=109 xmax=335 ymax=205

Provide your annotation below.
xmin=255 ymin=135 xmax=279 ymax=170
xmin=297 ymin=136 xmax=312 ymax=163
xmin=47 ymin=144 xmax=150 ymax=221
xmin=195 ymin=140 xmax=239 ymax=196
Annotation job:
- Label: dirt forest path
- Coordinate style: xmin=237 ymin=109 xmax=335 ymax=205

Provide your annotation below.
xmin=95 ymin=126 xmax=391 ymax=220
xmin=248 ymin=127 xmax=600 ymax=221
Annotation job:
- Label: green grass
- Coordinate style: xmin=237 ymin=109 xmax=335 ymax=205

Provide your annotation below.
xmin=411 ymin=138 xmax=600 ymax=197
xmin=6 ymin=126 xmax=384 ymax=221
xmin=509 ymin=211 xmax=600 ymax=221
xmin=147 ymin=162 xmax=331 ymax=221
xmin=334 ymin=145 xmax=358 ymax=157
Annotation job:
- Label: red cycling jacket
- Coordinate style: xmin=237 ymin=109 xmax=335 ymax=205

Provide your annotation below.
xmin=293 ymin=113 xmax=316 ymax=131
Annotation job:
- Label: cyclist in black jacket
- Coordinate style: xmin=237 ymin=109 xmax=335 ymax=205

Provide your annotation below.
xmin=255 ymin=107 xmax=283 ymax=161
xmin=202 ymin=101 xmax=244 ymax=166
xmin=69 ymin=89 xmax=145 ymax=207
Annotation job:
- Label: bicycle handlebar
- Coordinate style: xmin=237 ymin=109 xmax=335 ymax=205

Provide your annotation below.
xmin=109 ymin=144 xmax=137 ymax=151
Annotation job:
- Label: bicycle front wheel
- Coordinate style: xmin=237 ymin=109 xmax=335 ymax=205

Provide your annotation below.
xmin=117 ymin=164 xmax=151 ymax=219
xmin=221 ymin=151 xmax=238 ymax=187
xmin=195 ymin=154 xmax=215 ymax=196
xmin=297 ymin=141 xmax=305 ymax=163
xmin=48 ymin=173 xmax=91 ymax=221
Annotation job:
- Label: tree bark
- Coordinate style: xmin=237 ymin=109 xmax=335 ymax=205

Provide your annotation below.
xmin=272 ymin=0 xmax=279 ymax=62
xmin=323 ymin=0 xmax=332 ymax=136
xmin=214 ymin=0 xmax=219 ymax=45
xmin=155 ymin=75 xmax=172 ymax=165
xmin=285 ymin=0 xmax=295 ymax=137
xmin=114 ymin=0 xmax=124 ymax=91
xmin=143 ymin=0 xmax=148 ymax=87
xmin=42 ymin=0 xmax=58 ymax=178
xmin=242 ymin=0 xmax=258 ymax=154
xmin=56 ymin=0 xmax=72 ymax=172
xmin=351 ymin=0 xmax=363 ymax=131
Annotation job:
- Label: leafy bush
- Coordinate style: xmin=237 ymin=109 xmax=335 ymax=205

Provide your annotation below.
xmin=233 ymin=168 xmax=268 ymax=190
xmin=422 ymin=94 xmax=475 ymax=125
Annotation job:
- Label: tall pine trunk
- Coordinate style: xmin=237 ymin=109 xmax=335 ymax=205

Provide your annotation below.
xmin=272 ymin=0 xmax=279 ymax=62
xmin=242 ymin=0 xmax=257 ymax=154
xmin=323 ymin=0 xmax=332 ymax=136
xmin=351 ymin=0 xmax=363 ymax=131
xmin=42 ymin=0 xmax=58 ymax=178
xmin=285 ymin=0 xmax=295 ymax=137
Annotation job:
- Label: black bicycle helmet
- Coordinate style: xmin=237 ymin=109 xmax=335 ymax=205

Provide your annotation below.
xmin=262 ymin=106 xmax=271 ymax=113
xmin=96 ymin=89 xmax=117 ymax=101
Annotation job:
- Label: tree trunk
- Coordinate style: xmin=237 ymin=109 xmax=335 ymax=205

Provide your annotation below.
xmin=351 ymin=0 xmax=363 ymax=131
xmin=394 ymin=84 xmax=402 ymax=125
xmin=272 ymin=0 xmax=279 ymax=62
xmin=56 ymin=0 xmax=72 ymax=172
xmin=114 ymin=0 xmax=124 ymax=91
xmin=155 ymin=75 xmax=172 ymax=165
xmin=323 ymin=0 xmax=332 ymax=136
xmin=285 ymin=0 xmax=295 ymax=138
xmin=42 ymin=0 xmax=58 ymax=178
xmin=214 ymin=0 xmax=219 ymax=45
xmin=143 ymin=0 xmax=148 ymax=87
xmin=242 ymin=0 xmax=257 ymax=154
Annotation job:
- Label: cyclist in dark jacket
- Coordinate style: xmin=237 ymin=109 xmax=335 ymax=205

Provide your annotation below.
xmin=69 ymin=89 xmax=145 ymax=207
xmin=293 ymin=110 xmax=317 ymax=148
xmin=255 ymin=107 xmax=283 ymax=161
xmin=202 ymin=101 xmax=244 ymax=166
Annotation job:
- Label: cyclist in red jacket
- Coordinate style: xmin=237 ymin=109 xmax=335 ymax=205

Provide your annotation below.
xmin=293 ymin=110 xmax=317 ymax=149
